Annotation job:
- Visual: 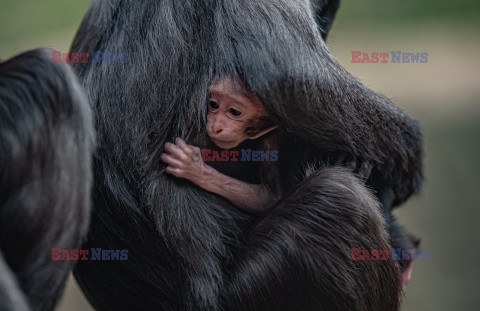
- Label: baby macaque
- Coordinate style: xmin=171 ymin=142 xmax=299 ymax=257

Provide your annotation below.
xmin=161 ymin=76 xmax=279 ymax=212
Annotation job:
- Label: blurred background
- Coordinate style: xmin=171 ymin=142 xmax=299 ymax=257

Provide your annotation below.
xmin=1 ymin=0 xmax=479 ymax=310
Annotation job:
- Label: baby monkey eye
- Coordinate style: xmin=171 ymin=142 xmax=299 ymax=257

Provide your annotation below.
xmin=208 ymin=101 xmax=219 ymax=110
xmin=229 ymin=108 xmax=241 ymax=117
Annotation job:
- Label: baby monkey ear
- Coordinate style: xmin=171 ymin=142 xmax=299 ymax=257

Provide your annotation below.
xmin=248 ymin=125 xmax=278 ymax=140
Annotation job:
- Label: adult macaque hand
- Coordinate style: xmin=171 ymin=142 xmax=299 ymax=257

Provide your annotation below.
xmin=161 ymin=138 xmax=208 ymax=185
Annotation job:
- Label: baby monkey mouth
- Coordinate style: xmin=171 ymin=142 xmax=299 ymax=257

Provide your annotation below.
xmin=212 ymin=138 xmax=233 ymax=143
xmin=211 ymin=138 xmax=240 ymax=150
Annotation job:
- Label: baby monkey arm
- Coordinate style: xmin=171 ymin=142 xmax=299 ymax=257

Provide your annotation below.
xmin=161 ymin=138 xmax=275 ymax=213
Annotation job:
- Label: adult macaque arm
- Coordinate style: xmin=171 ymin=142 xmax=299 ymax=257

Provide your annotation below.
xmin=160 ymin=138 xmax=274 ymax=213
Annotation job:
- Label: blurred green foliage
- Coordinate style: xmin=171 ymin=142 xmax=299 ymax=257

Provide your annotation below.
xmin=1 ymin=0 xmax=479 ymax=47
xmin=0 ymin=0 xmax=91 ymax=43
xmin=336 ymin=0 xmax=480 ymax=24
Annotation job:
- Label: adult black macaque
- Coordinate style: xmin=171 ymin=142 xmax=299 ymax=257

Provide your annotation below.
xmin=0 ymin=49 xmax=94 ymax=310
xmin=70 ymin=0 xmax=422 ymax=310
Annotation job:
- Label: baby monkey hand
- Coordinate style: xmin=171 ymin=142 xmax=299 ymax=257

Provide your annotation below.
xmin=161 ymin=138 xmax=209 ymax=185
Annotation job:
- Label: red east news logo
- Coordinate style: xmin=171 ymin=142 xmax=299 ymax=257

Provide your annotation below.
xmin=351 ymin=51 xmax=428 ymax=63
xmin=51 ymin=248 xmax=128 ymax=260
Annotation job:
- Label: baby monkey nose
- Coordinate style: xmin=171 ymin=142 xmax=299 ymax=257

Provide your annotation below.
xmin=212 ymin=126 xmax=222 ymax=134
xmin=209 ymin=118 xmax=224 ymax=134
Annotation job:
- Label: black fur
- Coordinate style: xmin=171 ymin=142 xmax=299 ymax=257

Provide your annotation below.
xmin=0 ymin=49 xmax=94 ymax=310
xmin=222 ymin=168 xmax=400 ymax=311
xmin=311 ymin=0 xmax=341 ymax=39
xmin=70 ymin=0 xmax=421 ymax=310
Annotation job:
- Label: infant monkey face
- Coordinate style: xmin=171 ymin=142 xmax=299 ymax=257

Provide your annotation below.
xmin=207 ymin=76 xmax=272 ymax=149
